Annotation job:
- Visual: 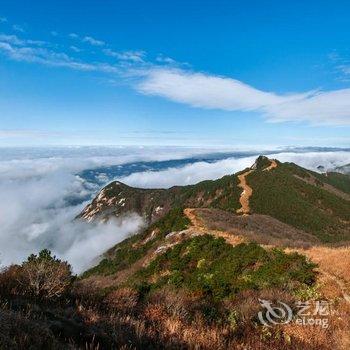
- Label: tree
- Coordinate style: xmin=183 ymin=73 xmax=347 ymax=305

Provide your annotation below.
xmin=20 ymin=249 xmax=73 ymax=299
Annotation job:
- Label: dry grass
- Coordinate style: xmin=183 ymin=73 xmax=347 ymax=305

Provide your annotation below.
xmin=1 ymin=264 xmax=347 ymax=350
xmin=302 ymin=246 xmax=350 ymax=284
xmin=190 ymin=207 xmax=320 ymax=248
xmin=181 ymin=208 xmax=350 ymax=349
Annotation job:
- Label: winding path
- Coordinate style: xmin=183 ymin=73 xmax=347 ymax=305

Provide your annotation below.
xmin=263 ymin=159 xmax=278 ymax=171
xmin=236 ymin=159 xmax=278 ymax=215
xmin=236 ymin=170 xmax=253 ymax=215
xmin=184 ymin=208 xmax=244 ymax=246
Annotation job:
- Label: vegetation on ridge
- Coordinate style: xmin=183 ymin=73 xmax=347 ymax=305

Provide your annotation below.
xmin=248 ymin=162 xmax=350 ymax=242
xmin=132 ymin=235 xmax=317 ymax=300
xmin=0 ymin=241 xmax=325 ymax=350
xmin=82 ymin=207 xmax=191 ymax=277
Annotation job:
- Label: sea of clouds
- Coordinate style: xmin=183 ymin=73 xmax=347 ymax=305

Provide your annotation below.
xmin=0 ymin=146 xmax=349 ymax=273
xmin=118 ymin=150 xmax=350 ymax=188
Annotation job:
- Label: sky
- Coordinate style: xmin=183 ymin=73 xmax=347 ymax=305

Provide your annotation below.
xmin=1 ymin=0 xmax=350 ymax=147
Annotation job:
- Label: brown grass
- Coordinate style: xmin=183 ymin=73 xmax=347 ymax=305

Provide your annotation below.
xmin=302 ymin=246 xmax=350 ymax=284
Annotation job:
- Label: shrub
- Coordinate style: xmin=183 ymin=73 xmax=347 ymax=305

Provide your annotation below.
xmin=0 ymin=265 xmax=22 ymax=298
xmin=83 ymin=207 xmax=191 ymax=277
xmin=293 ymin=284 xmax=321 ymax=301
xmin=104 ymin=287 xmax=139 ymax=311
xmin=0 ymin=309 xmax=60 ymax=349
xmin=248 ymin=163 xmax=350 ymax=242
xmin=19 ymin=249 xmax=73 ymax=299
xmin=135 ymin=235 xmax=317 ymax=300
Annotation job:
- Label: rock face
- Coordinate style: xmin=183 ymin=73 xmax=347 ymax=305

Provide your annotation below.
xmin=79 ymin=181 xmax=179 ymax=223
xmin=250 ymin=155 xmax=273 ymax=170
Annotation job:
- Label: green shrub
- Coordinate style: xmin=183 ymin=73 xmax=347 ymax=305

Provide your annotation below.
xmin=83 ymin=207 xmax=190 ymax=277
xmin=135 ymin=235 xmax=317 ymax=300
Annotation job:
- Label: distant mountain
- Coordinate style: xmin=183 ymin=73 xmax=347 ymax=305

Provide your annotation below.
xmin=335 ymin=163 xmax=350 ymax=175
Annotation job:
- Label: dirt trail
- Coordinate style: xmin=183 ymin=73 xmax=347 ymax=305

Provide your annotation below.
xmin=236 ymin=170 xmax=253 ymax=215
xmin=184 ymin=208 xmax=244 ymax=246
xmin=236 ymin=159 xmax=277 ymax=215
xmin=187 ymin=206 xmax=350 ymax=305
xmin=264 ymin=159 xmax=278 ymax=171
xmin=184 ymin=208 xmax=206 ymax=231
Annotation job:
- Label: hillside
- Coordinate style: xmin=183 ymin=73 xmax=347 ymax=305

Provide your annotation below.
xmin=72 ymin=155 xmax=350 ymax=348
xmin=79 ymin=173 xmax=242 ymax=224
xmin=247 ymin=161 xmax=350 ymax=242
xmin=79 ymin=155 xmax=350 ymax=315
xmin=80 ymin=156 xmax=350 ymax=243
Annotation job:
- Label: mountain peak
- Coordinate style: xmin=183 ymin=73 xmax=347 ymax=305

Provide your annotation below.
xmin=251 ymin=155 xmax=274 ymax=170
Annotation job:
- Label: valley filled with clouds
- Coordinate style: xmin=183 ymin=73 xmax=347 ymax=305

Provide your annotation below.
xmin=0 ymin=146 xmax=349 ymax=273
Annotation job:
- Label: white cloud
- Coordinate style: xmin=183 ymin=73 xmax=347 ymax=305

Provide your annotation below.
xmin=103 ymin=48 xmax=145 ymax=62
xmin=0 ymin=38 xmax=118 ymax=73
xmin=50 ymin=31 xmax=58 ymax=36
xmin=2 ymin=29 xmax=350 ymax=126
xmin=0 ymin=167 xmax=143 ymax=273
xmin=70 ymin=45 xmax=82 ymax=53
xmin=0 ymin=17 xmax=7 ymax=23
xmin=156 ymin=54 xmax=176 ymax=64
xmin=119 ymin=156 xmax=256 ymax=188
xmin=12 ymin=24 xmax=25 ymax=32
xmin=138 ymin=68 xmax=350 ymax=126
xmin=83 ymin=35 xmax=105 ymax=46
xmin=269 ymin=151 xmax=350 ymax=172
xmin=0 ymin=34 xmax=46 ymax=46
xmin=69 ymin=33 xmax=79 ymax=39
xmin=0 ymin=146 xmax=245 ymax=272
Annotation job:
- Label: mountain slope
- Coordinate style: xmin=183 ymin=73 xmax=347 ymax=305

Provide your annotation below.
xmin=80 ymin=156 xmax=350 ymax=243
xmin=247 ymin=161 xmax=350 ymax=242
xmin=79 ymin=174 xmax=242 ymax=224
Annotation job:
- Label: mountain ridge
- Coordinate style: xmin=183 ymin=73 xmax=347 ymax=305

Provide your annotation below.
xmin=79 ymin=155 xmax=350 ymax=243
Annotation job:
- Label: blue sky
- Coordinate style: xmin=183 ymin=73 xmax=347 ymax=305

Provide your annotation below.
xmin=1 ymin=0 xmax=350 ymax=147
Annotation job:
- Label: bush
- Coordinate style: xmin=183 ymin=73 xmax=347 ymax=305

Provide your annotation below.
xmin=0 ymin=265 xmax=22 ymax=298
xmin=104 ymin=287 xmax=139 ymax=311
xmin=248 ymin=162 xmax=350 ymax=242
xmin=19 ymin=249 xmax=73 ymax=299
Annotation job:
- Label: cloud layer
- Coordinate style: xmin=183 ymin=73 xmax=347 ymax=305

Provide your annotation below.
xmin=0 ymin=160 xmax=144 ymax=273
xmin=0 ymin=146 xmax=236 ymax=272
xmin=138 ymin=68 xmax=350 ymax=125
